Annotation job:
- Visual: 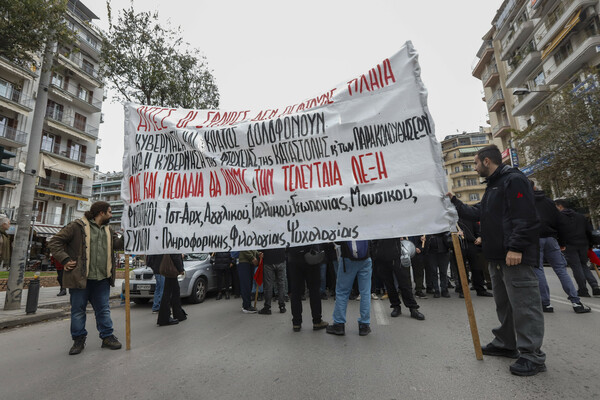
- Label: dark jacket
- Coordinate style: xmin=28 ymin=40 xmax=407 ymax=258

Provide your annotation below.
xmin=338 ymin=240 xmax=370 ymax=260
xmin=261 ymin=248 xmax=286 ymax=264
xmin=560 ymin=208 xmax=593 ymax=248
xmin=48 ymin=217 xmax=123 ymax=289
xmin=533 ymin=190 xmax=567 ymax=245
xmin=146 ymin=254 xmax=184 ymax=275
xmin=408 ymin=236 xmax=425 ymax=255
xmin=451 ymin=165 xmax=539 ymax=265
xmin=212 ymin=252 xmax=233 ymax=270
xmin=423 ymin=233 xmax=450 ymax=254
xmin=372 ymin=238 xmax=402 ymax=262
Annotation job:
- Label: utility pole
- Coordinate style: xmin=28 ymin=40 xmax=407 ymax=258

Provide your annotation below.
xmin=4 ymin=42 xmax=54 ymax=310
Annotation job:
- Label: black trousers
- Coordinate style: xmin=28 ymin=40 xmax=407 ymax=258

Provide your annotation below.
xmin=57 ymin=269 xmax=64 ymax=288
xmin=454 ymin=243 xmax=486 ymax=293
xmin=375 ymin=259 xmax=419 ymax=309
xmin=215 ymin=268 xmax=230 ymax=293
xmin=411 ymin=253 xmax=426 ymax=291
xmin=229 ymin=264 xmax=240 ymax=296
xmin=289 ymin=259 xmax=322 ymax=325
xmin=157 ymin=277 xmax=185 ymax=324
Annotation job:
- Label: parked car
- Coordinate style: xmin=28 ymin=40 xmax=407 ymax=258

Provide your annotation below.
xmin=122 ymin=253 xmax=217 ymax=304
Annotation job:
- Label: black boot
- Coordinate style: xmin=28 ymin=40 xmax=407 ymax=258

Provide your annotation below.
xmin=69 ymin=336 xmax=86 ymax=355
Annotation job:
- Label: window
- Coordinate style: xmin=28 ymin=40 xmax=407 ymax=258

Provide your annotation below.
xmin=46 ymin=100 xmax=64 ymax=121
xmin=471 ymin=136 xmax=487 ymax=145
xmin=533 ymin=70 xmax=546 ymax=86
xmin=466 ymin=178 xmax=479 ymax=186
xmin=469 ymin=193 xmax=480 ymax=201
xmin=77 ymin=86 xmax=91 ymax=103
xmin=74 ymin=113 xmax=86 ymax=131
xmin=454 ymin=166 xmax=460 ymax=173
xmin=70 ymin=143 xmax=81 ymax=161
xmin=455 ymin=180 xmax=462 ymax=187
xmin=41 ymin=132 xmax=56 ymax=152
xmin=554 ymin=41 xmax=573 ymax=66
xmin=81 ymin=59 xmax=95 ymax=77
xmin=51 ymin=73 xmax=64 ymax=89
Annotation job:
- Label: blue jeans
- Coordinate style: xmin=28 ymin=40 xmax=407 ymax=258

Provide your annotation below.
xmin=534 ymin=237 xmax=580 ymax=306
xmin=333 ymin=258 xmax=372 ymax=325
xmin=152 ymin=274 xmax=165 ymax=311
xmin=69 ymin=279 xmax=113 ymax=339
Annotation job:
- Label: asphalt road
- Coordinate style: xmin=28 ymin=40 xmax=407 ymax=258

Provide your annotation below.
xmin=1 ymin=271 xmax=599 ymax=400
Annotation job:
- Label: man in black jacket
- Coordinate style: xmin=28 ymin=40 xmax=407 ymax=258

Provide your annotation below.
xmin=555 ymin=199 xmax=600 ymax=297
xmin=532 ymin=187 xmax=591 ymax=313
xmin=447 ymin=145 xmax=545 ymax=377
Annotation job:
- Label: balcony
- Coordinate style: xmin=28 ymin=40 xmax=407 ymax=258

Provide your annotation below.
xmin=512 ymin=88 xmax=551 ymax=116
xmin=492 ymin=119 xmax=512 ymax=139
xmin=41 ymin=142 xmax=95 ymax=167
xmin=546 ymin=36 xmax=600 ymax=86
xmin=0 ymin=169 xmax=20 ymax=185
xmin=57 ymin=54 xmax=102 ymax=88
xmin=536 ymin=0 xmax=597 ymax=50
xmin=0 ymin=57 xmax=37 ymax=81
xmin=449 ymin=168 xmax=477 ymax=178
xmin=505 ymin=50 xmax=542 ymax=88
xmin=454 ymin=183 xmax=487 ymax=193
xmin=0 ymin=125 xmax=27 ymax=146
xmin=487 ymin=89 xmax=505 ymax=112
xmin=0 ymin=82 xmax=33 ymax=115
xmin=33 ymin=211 xmax=77 ymax=226
xmin=45 ymin=107 xmax=99 ymax=139
xmin=530 ymin=0 xmax=560 ymax=19
xmin=472 ymin=41 xmax=495 ymax=78
xmin=92 ymin=185 xmax=121 ymax=196
xmin=501 ymin=20 xmax=536 ymax=60
xmin=49 ymin=83 xmax=102 ymax=113
xmin=37 ymin=176 xmax=91 ymax=197
xmin=482 ymin=65 xmax=500 ymax=88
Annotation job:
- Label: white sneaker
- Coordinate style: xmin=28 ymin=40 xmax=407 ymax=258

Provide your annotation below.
xmin=355 ymin=294 xmax=361 ymax=301
xmin=371 ymin=293 xmax=379 ymax=300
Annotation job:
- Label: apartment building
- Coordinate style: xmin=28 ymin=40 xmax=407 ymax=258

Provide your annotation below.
xmin=0 ymin=0 xmax=103 ymax=241
xmin=441 ymin=129 xmax=493 ymax=205
xmin=472 ymin=0 xmax=600 ymax=174
xmin=92 ymin=170 xmax=124 ymax=232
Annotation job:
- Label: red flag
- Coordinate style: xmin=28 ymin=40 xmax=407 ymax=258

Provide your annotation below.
xmin=253 ymin=257 xmax=264 ymax=286
xmin=588 ymin=249 xmax=600 ymax=266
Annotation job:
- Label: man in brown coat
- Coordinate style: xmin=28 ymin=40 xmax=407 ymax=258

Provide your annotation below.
xmin=48 ymin=201 xmax=123 ymax=355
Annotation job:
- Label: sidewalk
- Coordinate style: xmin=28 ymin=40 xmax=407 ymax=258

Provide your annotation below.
xmin=0 ymin=279 xmax=124 ymax=329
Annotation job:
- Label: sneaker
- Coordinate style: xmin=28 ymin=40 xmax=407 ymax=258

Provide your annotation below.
xmin=414 ymin=291 xmax=427 ymax=299
xmin=293 ymin=324 xmax=301 ymax=332
xmin=151 ymin=309 xmax=159 ymax=314
xmin=433 ymin=291 xmax=441 ymax=298
xmin=391 ymin=306 xmax=401 ymax=317
xmin=216 ymin=292 xmax=222 ymax=300
xmin=509 ymin=357 xmax=547 ymax=376
xmin=578 ymin=289 xmax=591 ymax=298
xmin=441 ymin=291 xmax=451 ymax=298
xmin=446 ymin=282 xmax=455 ymax=289
xmin=242 ymin=306 xmax=257 ymax=314
xmin=258 ymin=307 xmax=271 ymax=315
xmin=380 ymin=293 xmax=389 ymax=300
xmin=101 ymin=335 xmax=122 ymax=350
xmin=426 ymin=288 xmax=435 ymax=294
xmin=320 ymin=292 xmax=328 ymax=300
xmin=68 ymin=336 xmax=86 ymax=355
xmin=313 ymin=320 xmax=329 ymax=330
xmin=410 ymin=308 xmax=425 ymax=320
xmin=542 ymin=305 xmax=554 ymax=313
xmin=572 ymin=302 xmax=591 ymax=314
xmin=57 ymin=288 xmax=67 ymax=296
xmin=481 ymin=343 xmax=519 ymax=359
xmin=279 ymin=305 xmax=286 ymax=314
xmin=355 ymin=294 xmax=361 ymax=301
xmin=371 ymin=293 xmax=379 ymax=300
xmin=326 ymin=323 xmax=345 ymax=335
xmin=593 ymin=287 xmax=600 ymax=296
xmin=358 ymin=323 xmax=371 ymax=336
xmin=476 ymin=291 xmax=494 ymax=297
xmin=459 ymin=293 xmax=465 ymax=298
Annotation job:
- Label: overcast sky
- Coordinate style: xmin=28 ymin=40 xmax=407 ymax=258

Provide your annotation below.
xmin=89 ymin=0 xmax=499 ymax=173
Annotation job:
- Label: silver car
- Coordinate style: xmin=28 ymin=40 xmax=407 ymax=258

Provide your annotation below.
xmin=122 ymin=253 xmax=217 ymax=304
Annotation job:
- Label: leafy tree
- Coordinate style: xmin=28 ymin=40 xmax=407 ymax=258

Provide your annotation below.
xmin=0 ymin=0 xmax=72 ymax=68
xmin=101 ymin=3 xmax=219 ymax=109
xmin=515 ymin=75 xmax=600 ymax=221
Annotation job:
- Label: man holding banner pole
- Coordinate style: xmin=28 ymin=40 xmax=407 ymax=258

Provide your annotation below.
xmin=447 ymin=144 xmax=546 ymax=377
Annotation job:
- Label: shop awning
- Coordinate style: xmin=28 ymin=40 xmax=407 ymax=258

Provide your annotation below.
xmin=40 ymin=154 xmax=93 ymax=180
xmin=33 ymin=225 xmax=62 ymax=238
xmin=542 ymin=9 xmax=582 ymax=59
xmin=36 ymin=189 xmax=88 ymax=202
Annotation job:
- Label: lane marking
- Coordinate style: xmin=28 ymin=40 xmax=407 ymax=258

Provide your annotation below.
xmin=373 ymin=299 xmax=390 ymax=325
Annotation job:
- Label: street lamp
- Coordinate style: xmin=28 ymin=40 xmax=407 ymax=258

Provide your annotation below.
xmin=512 ymin=87 xmax=556 ymax=95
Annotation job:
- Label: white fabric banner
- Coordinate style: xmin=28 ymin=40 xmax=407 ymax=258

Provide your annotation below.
xmin=121 ymin=41 xmax=457 ymax=254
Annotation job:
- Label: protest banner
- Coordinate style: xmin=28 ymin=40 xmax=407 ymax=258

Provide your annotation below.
xmin=122 ymin=41 xmax=458 ymax=254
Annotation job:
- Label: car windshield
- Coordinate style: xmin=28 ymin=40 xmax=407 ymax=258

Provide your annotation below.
xmin=183 ymin=253 xmax=209 ymax=261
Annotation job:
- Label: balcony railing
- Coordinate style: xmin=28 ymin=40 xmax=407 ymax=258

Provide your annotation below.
xmin=41 ymin=142 xmax=95 ymax=166
xmin=0 ymin=125 xmax=27 ymax=144
xmin=58 ymin=53 xmax=101 ymax=83
xmin=50 ymin=82 xmax=102 ymax=110
xmin=487 ymin=89 xmax=505 ymax=111
xmin=0 ymin=169 xmax=20 ymax=183
xmin=45 ymin=107 xmax=99 ymax=137
xmin=38 ymin=177 xmax=90 ymax=195
xmin=481 ymin=65 xmax=499 ymax=86
xmin=33 ymin=211 xmax=77 ymax=226
xmin=0 ymin=83 xmax=32 ymax=109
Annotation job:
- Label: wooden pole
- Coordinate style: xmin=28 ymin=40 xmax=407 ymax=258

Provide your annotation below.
xmin=253 ymin=285 xmax=259 ymax=309
xmin=124 ymin=254 xmax=131 ymax=351
xmin=592 ymin=262 xmax=600 ymax=280
xmin=452 ymin=233 xmax=483 ymax=360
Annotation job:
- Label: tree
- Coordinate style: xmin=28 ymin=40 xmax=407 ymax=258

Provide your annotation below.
xmin=101 ymin=3 xmax=219 ymax=109
xmin=515 ymin=76 xmax=600 ymax=221
xmin=0 ymin=0 xmax=72 ymax=68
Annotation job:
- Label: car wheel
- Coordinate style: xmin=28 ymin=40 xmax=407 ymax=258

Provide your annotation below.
xmin=188 ymin=277 xmax=207 ymax=304
xmin=132 ymin=298 xmax=150 ymax=305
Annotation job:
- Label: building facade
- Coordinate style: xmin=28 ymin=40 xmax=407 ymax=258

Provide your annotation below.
xmin=92 ymin=170 xmax=124 ymax=232
xmin=442 ymin=129 xmax=494 ymax=205
xmin=472 ymin=0 xmax=600 ymax=174
xmin=0 ymin=0 xmax=104 ymax=250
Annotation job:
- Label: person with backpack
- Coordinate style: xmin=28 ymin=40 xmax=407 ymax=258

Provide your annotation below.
xmin=326 ymin=240 xmax=373 ymax=336
xmin=372 ymin=238 xmax=425 ymax=320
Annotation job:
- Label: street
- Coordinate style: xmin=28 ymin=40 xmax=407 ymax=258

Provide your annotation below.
xmin=1 ymin=271 xmax=599 ymax=400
